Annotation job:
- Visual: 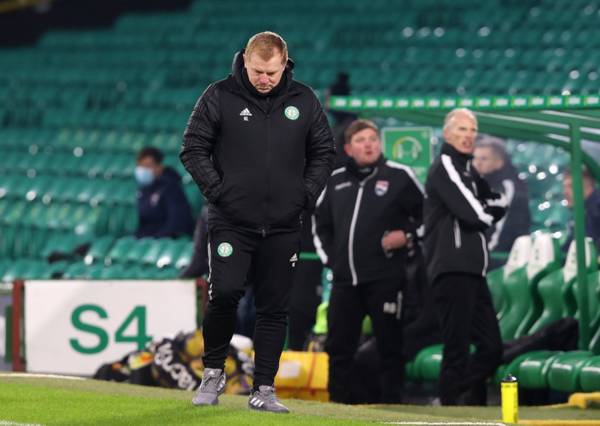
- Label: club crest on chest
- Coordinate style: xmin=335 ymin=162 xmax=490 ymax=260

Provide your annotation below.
xmin=375 ymin=180 xmax=389 ymax=196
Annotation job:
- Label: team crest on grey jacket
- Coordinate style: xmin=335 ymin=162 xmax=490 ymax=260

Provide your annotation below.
xmin=375 ymin=180 xmax=389 ymax=196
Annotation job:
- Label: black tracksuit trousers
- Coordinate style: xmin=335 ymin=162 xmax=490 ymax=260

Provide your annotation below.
xmin=432 ymin=273 xmax=503 ymax=405
xmin=325 ymin=278 xmax=404 ymax=404
xmin=202 ymin=226 xmax=300 ymax=388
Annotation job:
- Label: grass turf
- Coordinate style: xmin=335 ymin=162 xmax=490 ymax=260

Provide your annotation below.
xmin=0 ymin=374 xmax=598 ymax=425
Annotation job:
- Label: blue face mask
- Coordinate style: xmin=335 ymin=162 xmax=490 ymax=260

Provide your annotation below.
xmin=135 ymin=166 xmax=155 ymax=187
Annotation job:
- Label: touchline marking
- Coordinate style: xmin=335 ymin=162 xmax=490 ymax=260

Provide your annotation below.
xmin=0 ymin=421 xmax=44 ymax=426
xmin=0 ymin=373 xmax=85 ymax=381
xmin=383 ymin=422 xmax=506 ymax=426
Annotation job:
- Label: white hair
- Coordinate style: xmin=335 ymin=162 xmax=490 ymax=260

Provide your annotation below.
xmin=443 ymin=108 xmax=478 ymax=130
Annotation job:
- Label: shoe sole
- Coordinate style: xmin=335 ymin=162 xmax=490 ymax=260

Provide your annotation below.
xmin=247 ymin=403 xmax=289 ymax=413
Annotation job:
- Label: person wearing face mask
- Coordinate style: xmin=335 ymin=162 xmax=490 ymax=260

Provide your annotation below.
xmin=180 ymin=32 xmax=335 ymax=412
xmin=313 ymin=119 xmax=424 ymax=404
xmin=134 ymin=147 xmax=194 ymax=239
xmin=424 ymin=108 xmax=507 ymax=405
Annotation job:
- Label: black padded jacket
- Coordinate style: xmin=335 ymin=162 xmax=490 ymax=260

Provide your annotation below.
xmin=313 ymin=156 xmax=424 ymax=286
xmin=424 ymin=143 xmax=507 ymax=282
xmin=180 ymin=51 xmax=335 ymax=235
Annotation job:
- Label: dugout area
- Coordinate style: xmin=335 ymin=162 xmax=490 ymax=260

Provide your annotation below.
xmin=329 ymin=93 xmax=600 ymax=402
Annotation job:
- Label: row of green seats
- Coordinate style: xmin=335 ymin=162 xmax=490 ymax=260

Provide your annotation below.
xmin=409 ymin=235 xmax=600 ymax=392
xmin=0 ymin=174 xmax=135 ymax=206
xmin=0 ymin=153 xmax=191 ymax=185
xmin=0 ymin=227 xmax=91 ymax=260
xmin=0 ymin=258 xmax=185 ymax=282
xmin=63 ymin=261 xmax=182 ymax=280
xmin=43 ymin=108 xmax=189 ymax=132
xmin=86 ymin=235 xmax=193 ymax=271
xmin=0 ymin=128 xmax=182 ymax=156
xmin=0 ymin=201 xmax=136 ymax=238
xmin=0 ymin=259 xmax=70 ymax=282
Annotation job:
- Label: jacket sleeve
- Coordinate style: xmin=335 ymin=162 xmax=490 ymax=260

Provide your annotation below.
xmin=474 ymin=172 xmax=508 ymax=224
xmin=312 ymin=184 xmax=334 ymax=266
xmin=432 ymin=155 xmax=496 ymax=231
xmin=180 ymin=84 xmax=223 ymax=204
xmin=304 ymin=94 xmax=336 ymax=210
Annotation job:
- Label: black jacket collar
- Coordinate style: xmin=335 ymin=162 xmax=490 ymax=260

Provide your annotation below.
xmin=346 ymin=155 xmax=385 ymax=180
xmin=441 ymin=142 xmax=473 ymax=169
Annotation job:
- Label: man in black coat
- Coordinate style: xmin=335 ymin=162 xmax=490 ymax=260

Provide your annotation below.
xmin=135 ymin=147 xmax=194 ymax=239
xmin=424 ymin=108 xmax=506 ymax=405
xmin=473 ymin=136 xmax=531 ymax=267
xmin=314 ymin=119 xmax=423 ymax=403
xmin=180 ymin=32 xmax=335 ymax=412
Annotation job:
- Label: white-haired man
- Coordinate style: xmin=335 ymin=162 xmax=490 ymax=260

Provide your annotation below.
xmin=423 ymin=108 xmax=506 ymax=405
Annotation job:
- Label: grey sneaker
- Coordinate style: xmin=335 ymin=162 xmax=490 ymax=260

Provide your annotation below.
xmin=247 ymin=385 xmax=289 ymax=413
xmin=192 ymin=368 xmax=226 ymax=406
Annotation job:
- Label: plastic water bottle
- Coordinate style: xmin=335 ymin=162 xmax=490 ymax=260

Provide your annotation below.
xmin=501 ymin=374 xmax=519 ymax=424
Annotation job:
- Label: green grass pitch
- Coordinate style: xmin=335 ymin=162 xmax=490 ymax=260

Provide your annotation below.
xmin=0 ymin=374 xmax=597 ymax=425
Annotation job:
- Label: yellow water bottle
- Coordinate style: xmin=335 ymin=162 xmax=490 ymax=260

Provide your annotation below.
xmin=501 ymin=374 xmax=519 ymax=424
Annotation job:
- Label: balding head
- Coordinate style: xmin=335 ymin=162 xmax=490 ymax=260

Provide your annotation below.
xmin=443 ymin=108 xmax=478 ymax=155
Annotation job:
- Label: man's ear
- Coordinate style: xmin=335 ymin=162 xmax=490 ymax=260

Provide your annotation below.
xmin=343 ymin=143 xmax=353 ymax=157
xmin=243 ymin=53 xmax=248 ymax=68
xmin=443 ymin=127 xmax=450 ymax=142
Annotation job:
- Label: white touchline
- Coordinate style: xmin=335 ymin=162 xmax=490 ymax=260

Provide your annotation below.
xmin=382 ymin=422 xmax=506 ymax=426
xmin=0 ymin=421 xmax=44 ymax=426
xmin=0 ymin=373 xmax=85 ymax=380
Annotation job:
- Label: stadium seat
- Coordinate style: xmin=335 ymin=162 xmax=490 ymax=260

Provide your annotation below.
xmin=518 ymin=241 xmax=599 ymax=390
xmin=84 ymin=236 xmax=116 ymax=265
xmin=494 ymin=235 xmax=533 ymax=321
xmin=580 ymin=355 xmax=600 ymax=392
xmin=504 ymin=233 xmax=562 ymax=340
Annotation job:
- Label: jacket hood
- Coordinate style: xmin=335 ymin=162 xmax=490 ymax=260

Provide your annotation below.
xmin=231 ymin=49 xmax=295 ymax=93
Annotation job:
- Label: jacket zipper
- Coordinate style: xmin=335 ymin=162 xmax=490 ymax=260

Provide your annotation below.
xmin=262 ymin=102 xmax=272 ymax=237
xmin=348 ymin=169 xmax=378 ymax=286
xmin=453 ymin=219 xmax=462 ymax=248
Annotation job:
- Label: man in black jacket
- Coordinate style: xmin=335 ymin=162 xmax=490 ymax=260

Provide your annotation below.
xmin=424 ymin=108 xmax=506 ymax=405
xmin=180 ymin=32 xmax=335 ymax=412
xmin=135 ymin=147 xmax=194 ymax=239
xmin=473 ymin=136 xmax=531 ymax=267
xmin=314 ymin=119 xmax=423 ymax=403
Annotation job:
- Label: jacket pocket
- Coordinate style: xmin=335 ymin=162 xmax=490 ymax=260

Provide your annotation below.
xmin=453 ymin=219 xmax=462 ymax=249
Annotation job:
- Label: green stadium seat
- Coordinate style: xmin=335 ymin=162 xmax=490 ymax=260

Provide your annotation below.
xmin=547 ymin=350 xmax=595 ymax=392
xmin=175 ymin=241 xmax=194 ymax=270
xmin=84 ymin=236 xmax=115 ymax=265
xmin=486 ymin=268 xmax=506 ymax=315
xmin=507 ymin=233 xmax=562 ymax=340
xmin=519 ymin=241 xmax=599 ymax=390
xmin=580 ymin=356 xmax=600 ymax=392
xmin=527 ymin=269 xmax=565 ymax=334
xmin=496 ymin=235 xmax=533 ymax=321
xmin=415 ymin=344 xmax=443 ymax=381
xmin=106 ymin=236 xmax=137 ymax=264
xmin=141 ymin=239 xmax=165 ymax=266
xmin=156 ymin=238 xmax=191 ymax=269
xmin=562 ymin=239 xmax=599 ymax=318
xmin=62 ymin=262 xmax=89 ymax=279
